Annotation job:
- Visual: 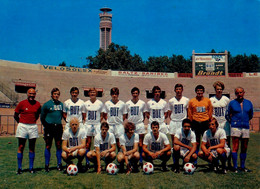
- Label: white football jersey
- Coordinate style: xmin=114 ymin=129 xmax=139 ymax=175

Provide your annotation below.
xmin=62 ymin=128 xmax=86 ymax=148
xmin=168 ymin=96 xmax=189 ymax=121
xmin=146 ymin=99 xmax=168 ymax=124
xmin=84 ymin=99 xmax=104 ymax=125
xmin=143 ymin=132 xmax=170 ymax=152
xmin=175 ymin=128 xmax=196 ymax=147
xmin=119 ymin=133 xmax=139 ymax=151
xmin=210 ymin=95 xmax=230 ymax=124
xmin=63 ymin=98 xmax=86 ymax=123
xmin=126 ymin=99 xmax=146 ymax=124
xmin=103 ymin=100 xmax=127 ymax=125
xmin=202 ymin=128 xmax=228 ymax=148
xmin=94 ymin=131 xmax=116 ymax=152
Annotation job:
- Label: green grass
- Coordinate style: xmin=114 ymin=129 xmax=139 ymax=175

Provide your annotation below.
xmin=1 ymin=133 xmax=259 ymax=189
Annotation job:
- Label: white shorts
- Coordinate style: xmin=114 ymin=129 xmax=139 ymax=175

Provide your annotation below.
xmin=169 ymin=121 xmax=182 ymax=135
xmin=68 ymin=149 xmax=79 ymax=157
xmin=147 ymin=122 xmax=168 ymax=135
xmin=135 ymin=122 xmax=146 ymax=135
xmin=15 ymin=123 xmax=39 ymax=139
xmin=231 ymin=127 xmax=250 ymax=138
xmin=108 ymin=124 xmax=124 ymax=138
xmin=65 ymin=122 xmax=84 ymax=130
xmin=85 ymin=123 xmax=101 ymax=137
xmin=180 ymin=147 xmax=189 ymax=158
xmin=210 ymin=148 xmax=230 ymax=158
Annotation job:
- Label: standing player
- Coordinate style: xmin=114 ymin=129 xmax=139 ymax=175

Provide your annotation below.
xmin=87 ymin=122 xmax=116 ymax=174
xmin=142 ymin=121 xmax=171 ymax=172
xmin=84 ymin=88 xmax=104 ymax=169
xmin=146 ymin=86 xmax=168 ymax=134
xmin=41 ymin=88 xmax=64 ymax=172
xmin=63 ymin=87 xmax=86 ymax=130
xmin=198 ymin=118 xmax=230 ymax=174
xmin=14 ymin=88 xmax=41 ymax=174
xmin=188 ymin=85 xmax=213 ymax=155
xmin=117 ymin=122 xmax=140 ymax=174
xmin=61 ymin=117 xmax=86 ymax=172
xmin=172 ymin=119 xmax=197 ymax=173
xmin=226 ymin=87 xmax=253 ymax=172
xmin=168 ymin=84 xmax=189 ymax=166
xmin=103 ymin=87 xmax=127 ymax=149
xmin=210 ymin=81 xmax=231 ymax=168
xmin=126 ymin=87 xmax=146 ymax=167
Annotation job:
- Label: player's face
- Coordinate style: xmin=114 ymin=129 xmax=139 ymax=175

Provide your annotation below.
xmin=111 ymin=93 xmax=119 ymax=101
xmin=175 ymin=87 xmax=183 ymax=96
xmin=215 ymin=85 xmax=223 ymax=96
xmin=153 ymin=90 xmax=161 ymax=100
xmin=183 ymin=123 xmax=191 ymax=132
xmin=131 ymin=90 xmax=139 ymax=99
xmin=71 ymin=90 xmax=79 ymax=99
xmin=27 ymin=89 xmax=36 ymax=101
xmin=151 ymin=124 xmax=159 ymax=135
xmin=196 ymin=89 xmax=204 ymax=98
xmin=52 ymin=91 xmax=60 ymax=101
xmin=70 ymin=120 xmax=79 ymax=133
xmin=209 ymin=120 xmax=217 ymax=133
xmin=235 ymin=88 xmax=245 ymax=100
xmin=89 ymin=90 xmax=97 ymax=99
xmin=101 ymin=126 xmax=109 ymax=137
xmin=127 ymin=127 xmax=135 ymax=137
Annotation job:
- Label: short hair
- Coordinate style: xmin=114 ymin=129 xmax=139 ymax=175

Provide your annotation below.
xmin=89 ymin=87 xmax=97 ymax=93
xmin=235 ymin=87 xmax=244 ymax=93
xmin=182 ymin=118 xmax=191 ymax=127
xmin=213 ymin=81 xmax=225 ymax=90
xmin=51 ymin=88 xmax=60 ymax=95
xmin=174 ymin=84 xmax=183 ymax=90
xmin=131 ymin=87 xmax=140 ymax=94
xmin=151 ymin=121 xmax=160 ymax=129
xmin=100 ymin=122 xmax=109 ymax=129
xmin=195 ymin=85 xmax=205 ymax=92
xmin=152 ymin=86 xmax=161 ymax=94
xmin=110 ymin=87 xmax=119 ymax=95
xmin=70 ymin=117 xmax=79 ymax=126
xmin=70 ymin=87 xmax=79 ymax=93
xmin=125 ymin=122 xmax=136 ymax=133
xmin=209 ymin=117 xmax=219 ymax=128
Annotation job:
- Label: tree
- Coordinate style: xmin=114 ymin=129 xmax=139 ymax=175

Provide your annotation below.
xmin=59 ymin=61 xmax=66 ymax=66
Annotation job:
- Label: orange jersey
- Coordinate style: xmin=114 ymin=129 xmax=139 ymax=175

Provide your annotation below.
xmin=188 ymin=97 xmax=213 ymax=122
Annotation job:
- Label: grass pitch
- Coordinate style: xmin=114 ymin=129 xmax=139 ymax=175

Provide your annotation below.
xmin=0 ymin=133 xmax=259 ymax=189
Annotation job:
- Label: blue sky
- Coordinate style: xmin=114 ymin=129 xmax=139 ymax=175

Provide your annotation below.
xmin=0 ymin=0 xmax=259 ymax=67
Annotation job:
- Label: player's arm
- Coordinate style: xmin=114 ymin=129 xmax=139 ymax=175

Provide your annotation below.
xmin=126 ymin=142 xmax=138 ymax=155
xmin=167 ymin=110 xmax=172 ymax=120
xmin=63 ymin=112 xmax=67 ymax=122
xmin=100 ymin=112 xmax=104 ymax=122
xmin=123 ymin=114 xmax=127 ymax=121
xmin=143 ymin=144 xmax=153 ymax=156
xmin=86 ymin=136 xmax=92 ymax=150
xmin=82 ymin=113 xmax=86 ymax=123
xmin=95 ymin=146 xmax=101 ymax=174
xmin=62 ymin=140 xmax=70 ymax=153
xmin=164 ymin=111 xmax=168 ymax=119
xmin=201 ymin=141 xmax=210 ymax=156
xmin=40 ymin=105 xmax=47 ymax=126
xmin=208 ymin=100 xmax=213 ymax=120
xmin=208 ymin=139 xmax=225 ymax=150
xmin=70 ymin=138 xmax=86 ymax=152
xmin=103 ymin=113 xmax=108 ymax=121
xmin=14 ymin=112 xmax=20 ymax=123
xmin=187 ymin=101 xmax=193 ymax=121
xmin=145 ymin=112 xmax=150 ymax=120
xmin=174 ymin=136 xmax=192 ymax=151
xmin=186 ymin=142 xmax=197 ymax=158
xmin=157 ymin=144 xmax=171 ymax=156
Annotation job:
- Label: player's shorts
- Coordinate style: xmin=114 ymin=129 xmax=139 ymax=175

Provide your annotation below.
xmin=231 ymin=127 xmax=250 ymax=138
xmin=65 ymin=122 xmax=84 ymax=130
xmin=169 ymin=120 xmax=182 ymax=135
xmin=108 ymin=124 xmax=124 ymax=138
xmin=16 ymin=123 xmax=39 ymax=139
xmin=68 ymin=149 xmax=79 ymax=157
xmin=147 ymin=122 xmax=168 ymax=134
xmin=43 ymin=123 xmax=63 ymax=141
xmin=180 ymin=147 xmax=190 ymax=158
xmin=85 ymin=123 xmax=101 ymax=137
xmin=134 ymin=122 xmax=146 ymax=135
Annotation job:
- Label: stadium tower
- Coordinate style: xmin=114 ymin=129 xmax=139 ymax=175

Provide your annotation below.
xmin=99 ymin=7 xmax=112 ymax=50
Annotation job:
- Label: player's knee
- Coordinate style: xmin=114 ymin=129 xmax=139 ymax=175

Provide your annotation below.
xmin=198 ymin=151 xmax=204 ymax=157
xmin=110 ymin=152 xmax=116 ymax=159
xmin=173 ymin=145 xmax=180 ymax=151
xmin=166 ymin=150 xmax=171 ymax=156
xmin=62 ymin=151 xmax=67 ymax=159
xmin=216 ymin=148 xmax=223 ymax=154
xmin=134 ymin=152 xmax=140 ymax=160
xmin=192 ymin=153 xmax=198 ymax=159
xmin=78 ymin=149 xmax=86 ymax=156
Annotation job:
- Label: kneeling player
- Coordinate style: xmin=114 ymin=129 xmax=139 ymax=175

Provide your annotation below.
xmin=173 ymin=118 xmax=197 ymax=173
xmin=117 ymin=122 xmax=140 ymax=174
xmin=87 ymin=122 xmax=116 ymax=174
xmin=61 ymin=117 xmax=86 ymax=172
xmin=142 ymin=121 xmax=171 ymax=172
xmin=198 ymin=118 xmax=230 ymax=174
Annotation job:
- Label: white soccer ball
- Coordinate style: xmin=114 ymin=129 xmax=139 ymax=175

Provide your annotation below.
xmin=183 ymin=163 xmax=196 ymax=174
xmin=106 ymin=163 xmax=118 ymax=175
xmin=143 ymin=162 xmax=154 ymax=174
xmin=67 ymin=164 xmax=78 ymax=176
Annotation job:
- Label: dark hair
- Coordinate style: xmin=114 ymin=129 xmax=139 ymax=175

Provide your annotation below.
xmin=174 ymin=84 xmax=183 ymax=90
xmin=209 ymin=118 xmax=219 ymax=128
xmin=152 ymin=86 xmax=161 ymax=95
xmin=182 ymin=118 xmax=191 ymax=127
xmin=131 ymin=87 xmax=140 ymax=94
xmin=195 ymin=85 xmax=205 ymax=92
xmin=100 ymin=122 xmax=109 ymax=129
xmin=125 ymin=122 xmax=136 ymax=133
xmin=70 ymin=87 xmax=79 ymax=93
xmin=51 ymin=88 xmax=60 ymax=95
xmin=110 ymin=87 xmax=119 ymax=95
xmin=151 ymin=121 xmax=160 ymax=129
